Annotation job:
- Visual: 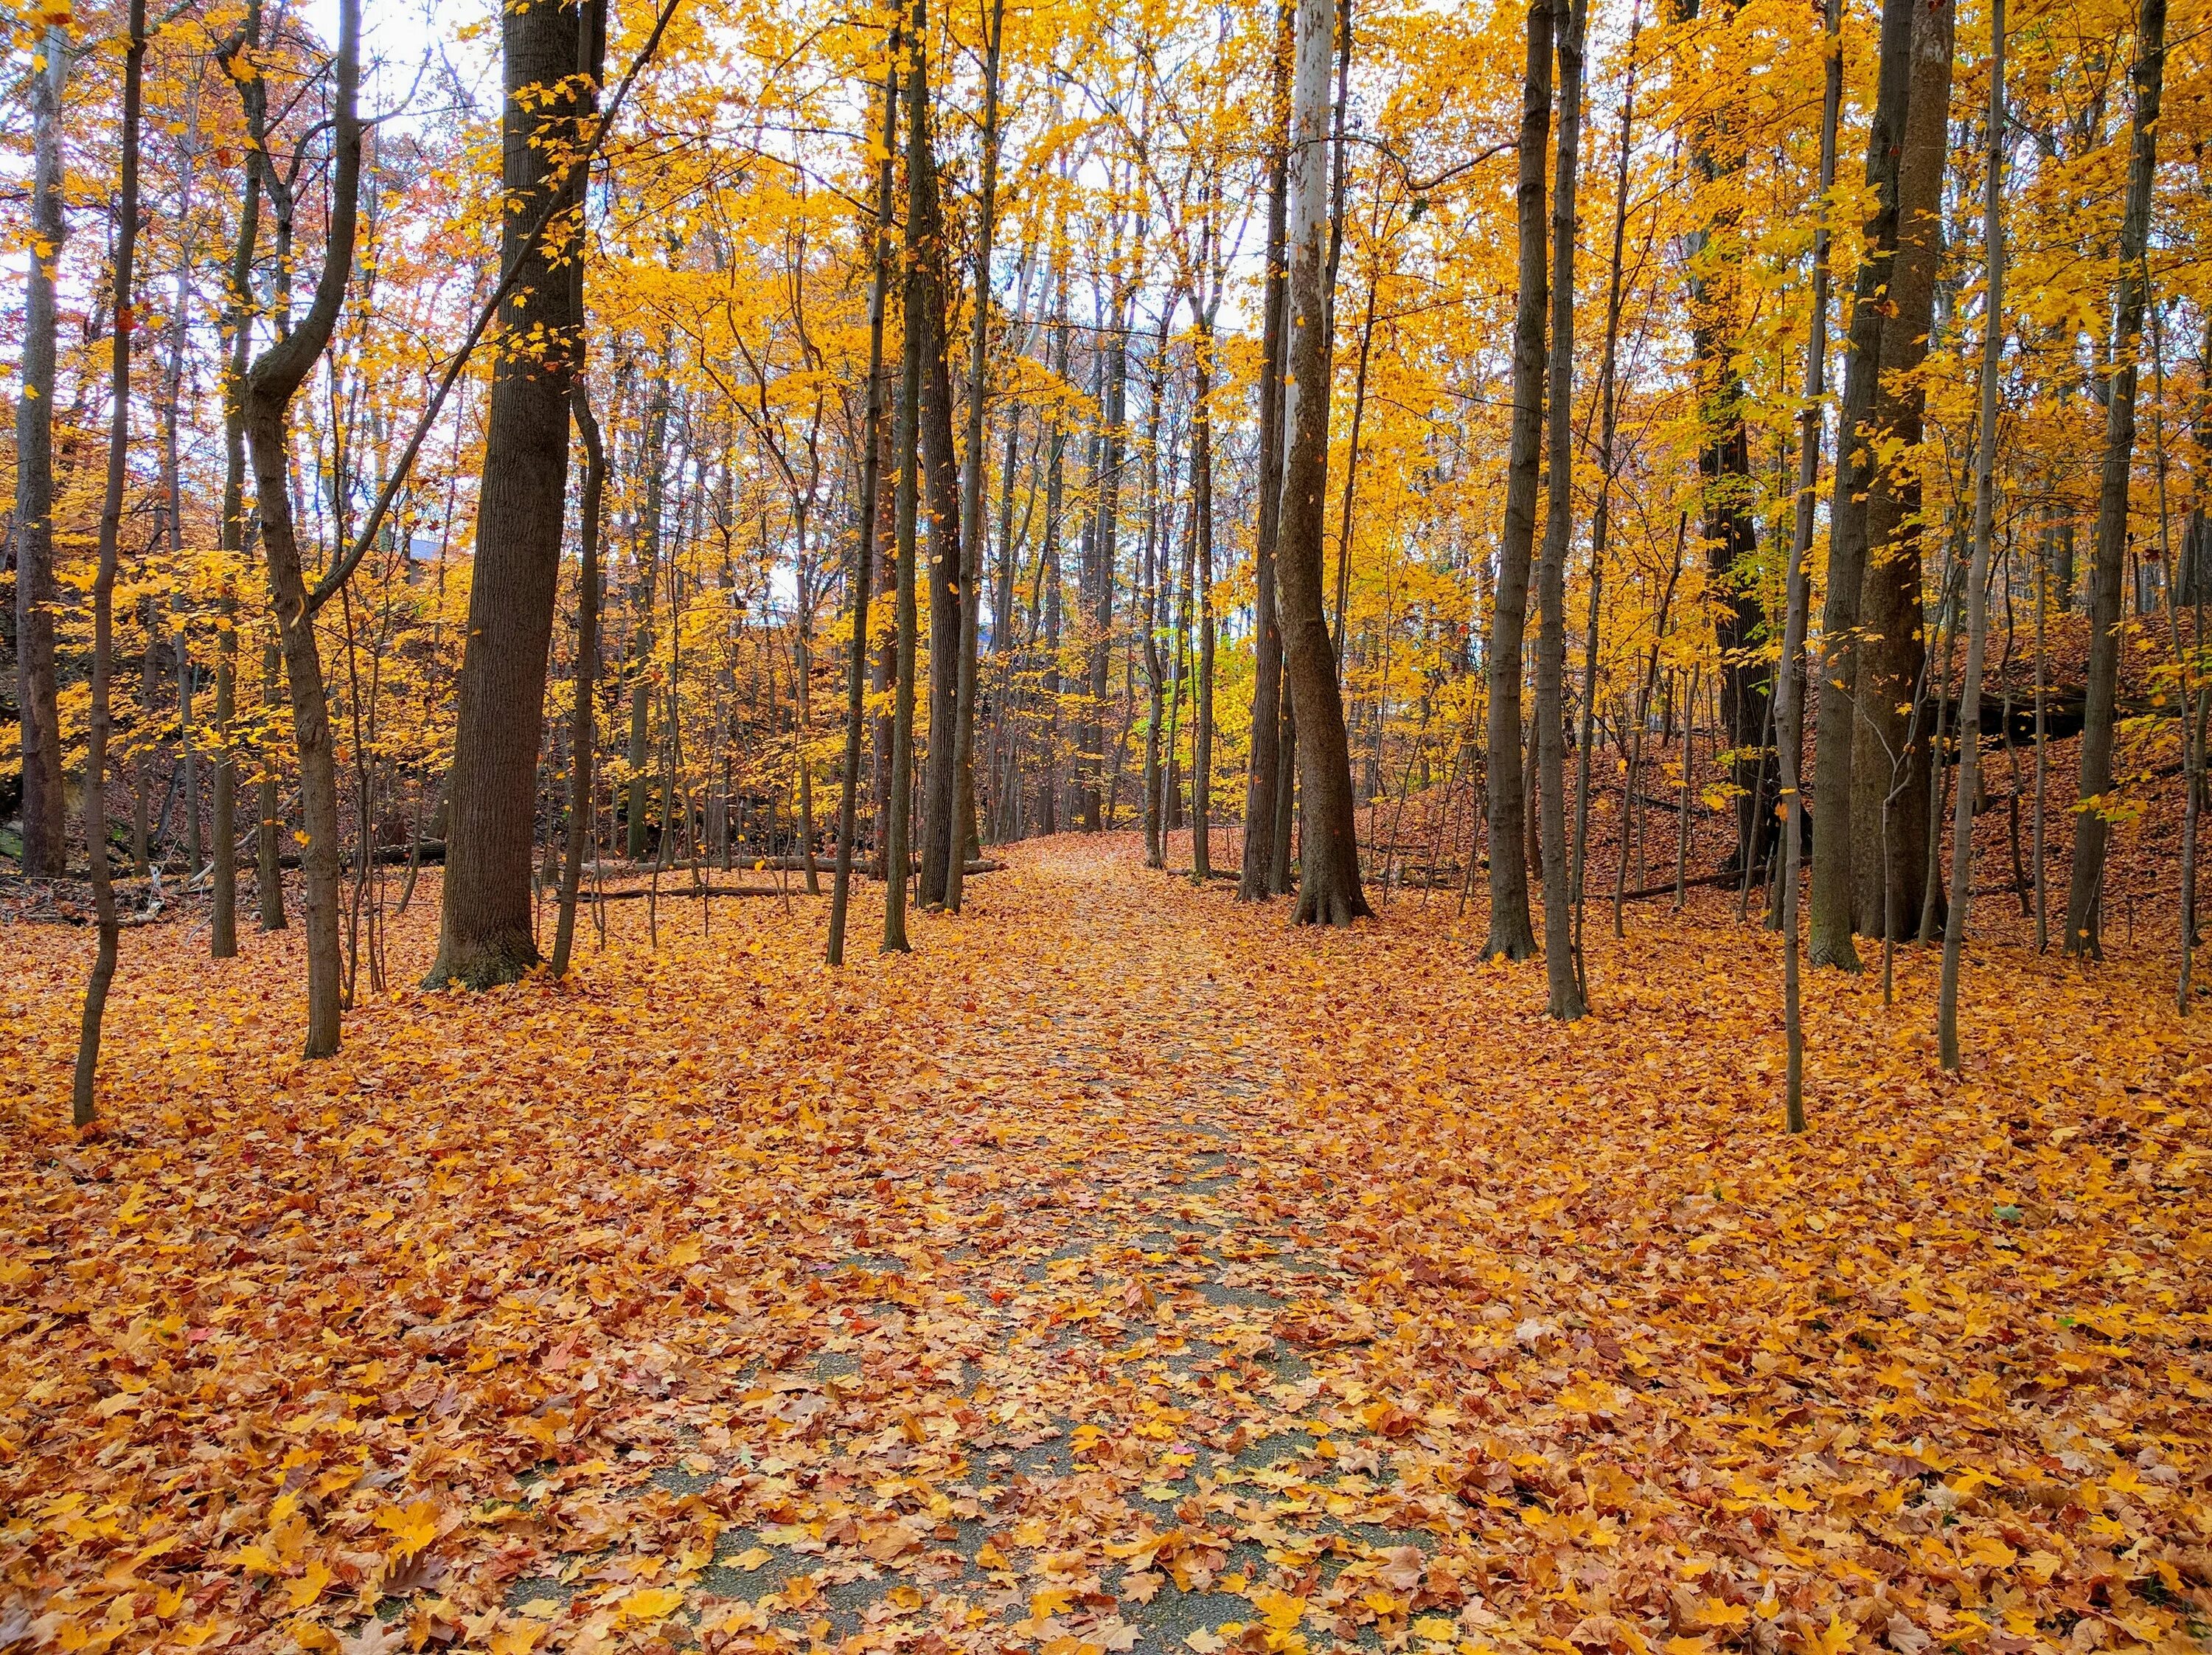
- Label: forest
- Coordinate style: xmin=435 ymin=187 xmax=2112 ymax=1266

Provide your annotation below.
xmin=2 ymin=0 xmax=2211 ymax=1645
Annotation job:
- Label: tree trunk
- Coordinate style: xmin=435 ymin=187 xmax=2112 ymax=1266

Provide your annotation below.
xmin=945 ymin=0 xmax=1005 ymax=915
xmin=428 ymin=0 xmax=599 ymax=985
xmin=1192 ymin=299 xmax=1218 ymax=882
xmin=1808 ymin=0 xmax=1918 ymax=969
xmin=917 ymin=125 xmax=964 ymax=906
xmin=69 ymin=0 xmax=147 ymax=1125
xmin=830 ymin=41 xmax=899 ymax=965
xmin=211 ymin=49 xmax=262 ymax=960
xmin=13 ymin=21 xmax=70 ymax=879
xmin=1240 ymin=32 xmax=1293 ymax=900
xmin=884 ymin=4 xmax=931 ymax=951
xmin=2065 ymin=0 xmax=2165 ymax=957
xmin=1845 ymin=0 xmax=1952 ymax=945
xmin=243 ymin=0 xmax=361 ymax=1057
xmin=1536 ymin=0 xmax=1587 ymax=1020
xmin=1277 ymin=0 xmax=1369 ymax=925
xmin=1483 ymin=0 xmax=1554 ymax=958
xmin=1775 ymin=0 xmax=1841 ymax=1128
xmin=1940 ymin=0 xmax=2003 ymax=1069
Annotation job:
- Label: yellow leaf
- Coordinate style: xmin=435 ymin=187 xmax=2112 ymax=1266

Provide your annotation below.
xmin=286 ymin=1560 xmax=332 ymax=1609
xmin=372 ymin=1501 xmax=440 ymax=1560
xmin=617 ymin=1586 xmax=686 ymax=1622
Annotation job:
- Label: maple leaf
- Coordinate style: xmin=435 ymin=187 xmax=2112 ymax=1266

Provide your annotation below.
xmin=335 ymin=1621 xmax=405 ymax=1655
xmin=372 ymin=1502 xmax=441 ymax=1561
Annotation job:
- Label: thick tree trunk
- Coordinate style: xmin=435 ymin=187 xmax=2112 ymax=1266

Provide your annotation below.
xmin=1808 ymin=0 xmax=1917 ymax=969
xmin=1484 ymin=0 xmax=1554 ymax=959
xmin=2066 ymin=0 xmax=2166 ymax=957
xmin=428 ymin=0 xmax=598 ymax=985
xmin=1277 ymin=0 xmax=1369 ymax=925
xmin=1846 ymin=0 xmax=1952 ymax=944
xmin=13 ymin=24 xmax=70 ymax=879
xmin=1537 ymin=0 xmax=1588 ymax=1020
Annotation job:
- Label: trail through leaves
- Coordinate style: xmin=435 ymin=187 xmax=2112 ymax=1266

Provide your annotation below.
xmin=2 ymin=837 xmax=2208 ymax=1655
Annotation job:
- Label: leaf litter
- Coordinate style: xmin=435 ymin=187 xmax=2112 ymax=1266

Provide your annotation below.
xmin=1 ymin=836 xmax=2208 ymax=1655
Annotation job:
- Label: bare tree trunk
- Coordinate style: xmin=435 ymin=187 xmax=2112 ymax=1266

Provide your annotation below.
xmin=1192 ymin=296 xmax=1219 ymax=881
xmin=1775 ymin=0 xmax=1840 ymax=1130
xmin=946 ymin=0 xmax=1006 ymax=915
xmin=1846 ymin=0 xmax=1952 ymax=946
xmin=1276 ymin=0 xmax=1369 ymax=924
xmin=884 ymin=4 xmax=931 ymax=951
xmin=243 ymin=0 xmax=361 ymax=1058
xmin=1239 ymin=32 xmax=1293 ymax=900
xmin=2066 ymin=0 xmax=2165 ymax=957
xmin=211 ymin=46 xmax=263 ymax=961
xmin=430 ymin=0 xmax=600 ymax=985
xmin=1809 ymin=0 xmax=1917 ymax=969
xmin=69 ymin=0 xmax=147 ymax=1125
xmin=1484 ymin=0 xmax=1553 ymax=958
xmin=830 ymin=40 xmax=898 ymax=965
xmin=13 ymin=21 xmax=70 ymax=879
xmin=1536 ymin=0 xmax=1588 ymax=1019
xmin=552 ymin=374 xmax=606 ymax=976
xmin=1939 ymin=0 xmax=2004 ymax=1070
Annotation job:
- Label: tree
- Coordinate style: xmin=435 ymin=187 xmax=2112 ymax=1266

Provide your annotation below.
xmin=13 ymin=15 xmax=71 ymax=879
xmin=69 ymin=0 xmax=148 ymax=1124
xmin=2065 ymin=0 xmax=2166 ymax=959
xmin=1846 ymin=0 xmax=1952 ymax=948
xmin=241 ymin=0 xmax=360 ymax=1058
xmin=1536 ymin=0 xmax=1588 ymax=1021
xmin=1275 ymin=0 xmax=1369 ymax=926
xmin=1239 ymin=15 xmax=1293 ymax=903
xmin=1807 ymin=0 xmax=1917 ymax=970
xmin=1940 ymin=0 xmax=2006 ymax=1070
xmin=428 ymin=0 xmax=603 ymax=985
xmin=1484 ymin=0 xmax=1554 ymax=960
xmin=830 ymin=35 xmax=901 ymax=965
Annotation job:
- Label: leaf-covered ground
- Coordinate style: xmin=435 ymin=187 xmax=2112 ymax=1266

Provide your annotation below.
xmin=3 ymin=837 xmax=2209 ymax=1655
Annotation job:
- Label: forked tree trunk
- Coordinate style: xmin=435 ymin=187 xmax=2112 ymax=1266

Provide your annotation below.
xmin=1808 ymin=0 xmax=1917 ymax=970
xmin=243 ymin=0 xmax=361 ymax=1058
xmin=1276 ymin=0 xmax=1369 ymax=925
xmin=1846 ymin=0 xmax=1952 ymax=943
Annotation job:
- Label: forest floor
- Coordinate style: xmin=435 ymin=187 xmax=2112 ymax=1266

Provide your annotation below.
xmin=1 ymin=834 xmax=2209 ymax=1655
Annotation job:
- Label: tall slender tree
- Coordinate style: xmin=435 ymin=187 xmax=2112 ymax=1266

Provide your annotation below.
xmin=13 ymin=17 xmax=70 ymax=879
xmin=242 ymin=0 xmax=362 ymax=1058
xmin=1484 ymin=0 xmax=1554 ymax=959
xmin=2065 ymin=0 xmax=2166 ymax=957
xmin=1536 ymin=0 xmax=1588 ymax=1020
